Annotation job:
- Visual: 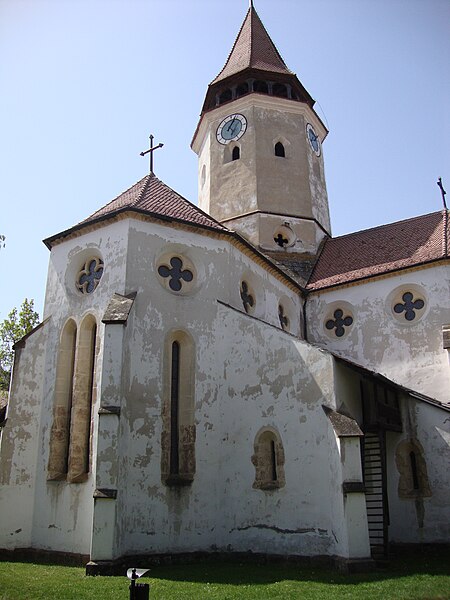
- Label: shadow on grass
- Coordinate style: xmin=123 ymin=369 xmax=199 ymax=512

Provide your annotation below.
xmin=2 ymin=545 xmax=449 ymax=588
xmin=142 ymin=545 xmax=450 ymax=587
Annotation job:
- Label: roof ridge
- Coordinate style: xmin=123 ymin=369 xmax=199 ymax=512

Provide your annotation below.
xmin=443 ymin=208 xmax=449 ymax=258
xmin=132 ymin=173 xmax=152 ymax=207
xmin=212 ymin=7 xmax=251 ymax=83
xmin=250 ymin=5 xmax=290 ymax=74
xmin=330 ymin=210 xmax=444 ymax=241
xmin=78 ymin=175 xmax=149 ymax=225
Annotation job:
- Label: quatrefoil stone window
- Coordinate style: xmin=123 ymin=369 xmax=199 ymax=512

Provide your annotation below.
xmin=393 ymin=292 xmax=425 ymax=322
xmin=157 ymin=255 xmax=195 ymax=293
xmin=76 ymin=257 xmax=104 ymax=294
xmin=325 ymin=309 xmax=353 ymax=338
xmin=240 ymin=281 xmax=255 ymax=314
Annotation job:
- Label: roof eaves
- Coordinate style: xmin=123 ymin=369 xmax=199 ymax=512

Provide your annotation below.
xmin=43 ymin=206 xmax=226 ymax=250
xmin=306 ymin=255 xmax=449 ymax=292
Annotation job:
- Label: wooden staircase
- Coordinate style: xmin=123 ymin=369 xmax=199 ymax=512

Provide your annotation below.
xmin=363 ymin=432 xmax=388 ymax=559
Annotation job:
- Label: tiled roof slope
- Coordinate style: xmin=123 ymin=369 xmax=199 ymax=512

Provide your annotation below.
xmin=211 ymin=6 xmax=293 ymax=84
xmin=308 ymin=210 xmax=449 ymax=291
xmin=80 ymin=173 xmax=228 ymax=232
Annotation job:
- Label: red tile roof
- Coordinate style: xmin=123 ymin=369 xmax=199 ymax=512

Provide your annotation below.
xmin=81 ymin=173 xmax=227 ymax=230
xmin=44 ymin=174 xmax=227 ymax=248
xmin=211 ymin=6 xmax=293 ymax=85
xmin=307 ymin=210 xmax=449 ymax=291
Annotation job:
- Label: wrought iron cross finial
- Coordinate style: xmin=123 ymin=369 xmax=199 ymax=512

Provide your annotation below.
xmin=140 ymin=134 xmax=164 ymax=174
xmin=437 ymin=177 xmax=447 ymax=210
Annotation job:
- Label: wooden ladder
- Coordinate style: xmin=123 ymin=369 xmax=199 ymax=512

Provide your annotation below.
xmin=363 ymin=432 xmax=388 ymax=559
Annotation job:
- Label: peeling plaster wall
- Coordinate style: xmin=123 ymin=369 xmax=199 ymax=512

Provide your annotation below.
xmin=76 ymin=217 xmax=363 ymax=560
xmin=113 ymin=293 xmax=351 ymax=558
xmin=386 ymin=400 xmax=450 ymax=543
xmin=307 ymin=265 xmax=450 ymax=404
xmin=196 ymin=94 xmax=330 ymax=251
xmin=0 ymin=321 xmax=49 ymax=549
xmin=0 ymin=219 xmax=131 ymax=555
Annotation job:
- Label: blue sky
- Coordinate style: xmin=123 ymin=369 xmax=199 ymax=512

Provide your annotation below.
xmin=1 ymin=0 xmax=449 ymax=321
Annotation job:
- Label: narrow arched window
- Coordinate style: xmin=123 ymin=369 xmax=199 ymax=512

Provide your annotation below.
xmin=48 ymin=320 xmax=77 ymax=480
xmin=162 ymin=331 xmax=196 ymax=485
xmin=232 ymin=146 xmax=240 ymax=161
xmin=409 ymin=451 xmax=420 ymax=490
xmin=170 ymin=341 xmax=180 ymax=476
xmin=67 ymin=315 xmax=97 ymax=483
xmin=252 ymin=428 xmax=285 ymax=490
xmin=275 ymin=142 xmax=285 ymax=157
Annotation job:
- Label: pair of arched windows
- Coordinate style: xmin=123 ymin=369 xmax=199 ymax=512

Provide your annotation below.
xmin=161 ymin=331 xmax=196 ymax=485
xmin=228 ymin=142 xmax=285 ymax=163
xmin=47 ymin=315 xmax=97 ymax=483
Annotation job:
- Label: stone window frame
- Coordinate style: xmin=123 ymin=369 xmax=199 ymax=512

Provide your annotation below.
xmin=47 ymin=314 xmax=98 ymax=483
xmin=76 ymin=256 xmax=104 ymax=295
xmin=395 ymin=438 xmax=431 ymax=499
xmin=387 ymin=284 xmax=427 ymax=326
xmin=251 ymin=427 xmax=286 ymax=491
xmin=224 ymin=142 xmax=241 ymax=164
xmin=156 ymin=252 xmax=197 ymax=296
xmin=323 ymin=301 xmax=355 ymax=340
xmin=161 ymin=329 xmax=196 ymax=486
xmin=273 ymin=223 xmax=295 ymax=249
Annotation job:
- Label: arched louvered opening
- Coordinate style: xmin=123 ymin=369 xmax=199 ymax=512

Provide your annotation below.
xmin=218 ymin=88 xmax=232 ymax=104
xmin=253 ymin=80 xmax=269 ymax=94
xmin=236 ymin=82 xmax=249 ymax=98
xmin=273 ymin=83 xmax=288 ymax=98
xmin=232 ymin=146 xmax=240 ymax=161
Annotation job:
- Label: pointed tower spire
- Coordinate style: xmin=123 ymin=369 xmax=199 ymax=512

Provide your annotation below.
xmin=199 ymin=4 xmax=314 ymax=114
xmin=211 ymin=4 xmax=292 ymax=84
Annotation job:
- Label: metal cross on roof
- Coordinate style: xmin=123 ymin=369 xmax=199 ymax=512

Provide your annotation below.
xmin=437 ymin=177 xmax=447 ymax=210
xmin=140 ymin=134 xmax=164 ymax=174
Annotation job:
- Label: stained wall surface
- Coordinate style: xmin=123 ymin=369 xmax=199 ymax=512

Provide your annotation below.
xmin=306 ymin=266 xmax=450 ymax=405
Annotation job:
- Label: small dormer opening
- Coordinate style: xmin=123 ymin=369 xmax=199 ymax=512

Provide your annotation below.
xmin=275 ymin=142 xmax=285 ymax=157
xmin=232 ymin=146 xmax=240 ymax=161
xmin=253 ymin=80 xmax=269 ymax=94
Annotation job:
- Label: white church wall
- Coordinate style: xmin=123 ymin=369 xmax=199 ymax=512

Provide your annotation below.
xmin=0 ymin=219 xmax=133 ymax=556
xmin=0 ymin=321 xmax=49 ymax=550
xmin=307 ymin=264 xmax=450 ymax=404
xmin=386 ymin=399 xmax=450 ymax=544
xmin=82 ymin=218 xmax=366 ymax=561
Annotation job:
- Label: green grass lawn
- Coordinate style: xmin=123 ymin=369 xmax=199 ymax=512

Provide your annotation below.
xmin=1 ymin=547 xmax=449 ymax=600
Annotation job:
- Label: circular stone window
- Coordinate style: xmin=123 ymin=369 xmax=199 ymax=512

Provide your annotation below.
xmin=157 ymin=254 xmax=196 ymax=294
xmin=389 ymin=285 xmax=427 ymax=324
xmin=273 ymin=224 xmax=295 ymax=249
xmin=324 ymin=304 xmax=354 ymax=339
xmin=76 ymin=257 xmax=104 ymax=294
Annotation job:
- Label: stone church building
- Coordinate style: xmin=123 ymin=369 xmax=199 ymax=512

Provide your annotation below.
xmin=1 ymin=4 xmax=449 ymax=572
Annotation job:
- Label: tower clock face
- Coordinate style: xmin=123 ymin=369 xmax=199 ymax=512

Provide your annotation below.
xmin=216 ymin=114 xmax=247 ymax=144
xmin=306 ymin=123 xmax=321 ymax=156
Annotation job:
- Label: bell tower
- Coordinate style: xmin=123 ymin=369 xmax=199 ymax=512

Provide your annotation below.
xmin=191 ymin=4 xmax=331 ymax=265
